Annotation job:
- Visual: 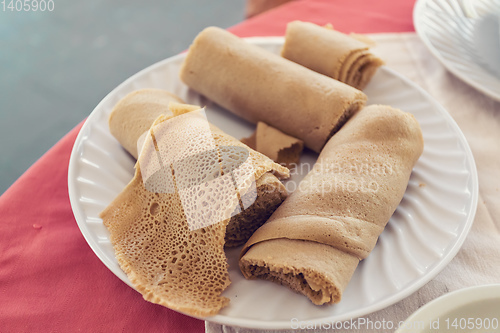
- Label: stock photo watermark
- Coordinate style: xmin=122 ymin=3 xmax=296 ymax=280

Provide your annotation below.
xmin=290 ymin=316 xmax=499 ymax=331
xmin=138 ymin=108 xmax=257 ymax=231
xmin=263 ymin=160 xmax=392 ymax=195
xmin=1 ymin=0 xmax=54 ymax=12
xmin=291 ymin=317 xmax=414 ymax=330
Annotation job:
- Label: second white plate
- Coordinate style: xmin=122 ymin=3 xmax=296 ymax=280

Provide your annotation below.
xmin=68 ymin=37 xmax=478 ymax=329
xmin=414 ymin=0 xmax=500 ymax=101
xmin=396 ymin=284 xmax=500 ymax=332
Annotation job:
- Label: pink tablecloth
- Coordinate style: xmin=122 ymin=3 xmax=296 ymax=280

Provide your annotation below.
xmin=0 ymin=1 xmax=416 ymax=332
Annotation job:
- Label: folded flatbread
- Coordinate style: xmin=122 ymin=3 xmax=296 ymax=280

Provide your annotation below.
xmin=240 ymin=105 xmax=424 ymax=305
xmin=241 ymin=122 xmax=304 ymax=169
xmin=101 ymin=108 xmax=288 ymax=316
xmin=109 ymin=88 xmax=184 ymax=159
xmin=179 ymin=26 xmax=367 ymax=153
xmin=282 ymin=21 xmax=384 ymax=90
xmin=108 ymin=89 xmax=289 ymax=247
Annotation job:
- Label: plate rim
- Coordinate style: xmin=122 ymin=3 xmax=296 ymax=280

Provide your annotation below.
xmin=413 ymin=0 xmax=500 ymax=102
xmin=68 ymin=36 xmax=479 ymax=329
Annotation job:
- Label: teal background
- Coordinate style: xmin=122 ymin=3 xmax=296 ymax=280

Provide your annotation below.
xmin=0 ymin=0 xmax=245 ymax=194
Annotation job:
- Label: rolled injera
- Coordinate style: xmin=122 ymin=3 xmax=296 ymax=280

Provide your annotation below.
xmin=179 ymin=26 xmax=367 ymax=153
xmin=109 ymin=88 xmax=184 ymax=159
xmin=282 ymin=21 xmax=384 ymax=90
xmin=239 ymin=104 xmax=424 ymax=305
xmin=107 ymin=89 xmax=290 ymax=247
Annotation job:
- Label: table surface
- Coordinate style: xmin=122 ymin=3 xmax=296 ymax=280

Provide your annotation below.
xmin=2 ymin=0 xmax=466 ymax=332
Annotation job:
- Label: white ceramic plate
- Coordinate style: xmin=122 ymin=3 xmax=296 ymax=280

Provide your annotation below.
xmin=396 ymin=284 xmax=500 ymax=332
xmin=68 ymin=37 xmax=478 ymax=330
xmin=414 ymin=0 xmax=500 ymax=101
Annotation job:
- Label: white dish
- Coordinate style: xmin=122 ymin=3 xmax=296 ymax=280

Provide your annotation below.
xmin=68 ymin=37 xmax=478 ymax=330
xmin=396 ymin=284 xmax=500 ymax=332
xmin=414 ymin=0 xmax=500 ymax=101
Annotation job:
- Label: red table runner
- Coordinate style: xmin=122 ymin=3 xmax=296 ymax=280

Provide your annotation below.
xmin=0 ymin=0 xmax=416 ymax=331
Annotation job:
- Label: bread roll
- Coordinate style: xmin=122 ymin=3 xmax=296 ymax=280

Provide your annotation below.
xmin=282 ymin=21 xmax=384 ymax=90
xmin=240 ymin=105 xmax=424 ymax=305
xmin=179 ymin=27 xmax=367 ymax=153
